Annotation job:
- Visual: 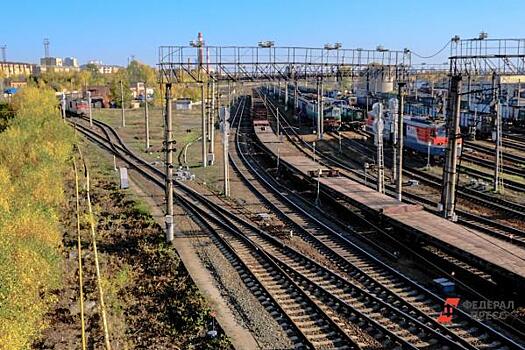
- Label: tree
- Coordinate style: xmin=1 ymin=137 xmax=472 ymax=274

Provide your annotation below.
xmin=85 ymin=64 xmax=106 ymax=86
xmin=127 ymin=59 xmax=157 ymax=85
xmin=126 ymin=59 xmax=162 ymax=105
xmin=108 ymin=70 xmax=132 ymax=108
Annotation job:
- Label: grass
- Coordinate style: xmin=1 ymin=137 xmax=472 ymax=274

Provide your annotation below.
xmin=93 ymin=106 xmax=228 ymax=194
xmin=132 ymin=199 xmax=151 ymax=217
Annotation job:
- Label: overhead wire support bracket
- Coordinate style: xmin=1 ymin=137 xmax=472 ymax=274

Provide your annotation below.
xmin=158 ymin=45 xmax=411 ymax=84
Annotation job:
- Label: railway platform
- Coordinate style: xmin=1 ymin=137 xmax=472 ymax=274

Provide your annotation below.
xmin=254 ymin=121 xmax=525 ymax=288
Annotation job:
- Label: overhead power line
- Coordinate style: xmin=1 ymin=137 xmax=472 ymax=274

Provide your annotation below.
xmin=410 ymin=41 xmax=451 ymax=59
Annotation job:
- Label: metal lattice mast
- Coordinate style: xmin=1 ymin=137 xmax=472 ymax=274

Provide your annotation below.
xmin=209 ymin=80 xmax=216 ymax=163
xmin=494 ymin=99 xmax=504 ymax=192
xmin=316 ymin=77 xmax=322 ymax=138
xmin=201 ymin=83 xmax=207 ymax=167
xmin=441 ymin=74 xmax=462 ymax=220
xmin=396 ymin=83 xmax=405 ymax=201
xmin=376 ymin=103 xmax=385 ymax=194
xmin=441 ymin=36 xmax=525 ymax=217
xmin=164 ymin=83 xmax=174 ymax=242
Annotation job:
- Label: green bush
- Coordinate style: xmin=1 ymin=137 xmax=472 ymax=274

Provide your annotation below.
xmin=0 ymin=87 xmax=74 ymax=349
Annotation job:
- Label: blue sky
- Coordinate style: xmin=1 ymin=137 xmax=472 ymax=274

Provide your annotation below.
xmin=2 ymin=0 xmax=524 ymax=66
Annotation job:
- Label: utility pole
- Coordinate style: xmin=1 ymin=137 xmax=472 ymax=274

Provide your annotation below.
xmin=294 ymin=79 xmax=299 ymax=111
xmin=207 ymin=82 xmax=212 ymax=142
xmin=144 ymin=82 xmax=150 ymax=151
xmin=320 ymin=78 xmax=324 ymax=139
xmin=391 ymin=99 xmax=398 ymax=184
xmin=201 ymin=83 xmax=208 ymax=167
xmin=209 ymin=80 xmax=215 ymax=163
xmin=316 ymin=77 xmax=323 ymax=139
xmin=276 ymin=107 xmax=280 ymax=139
xmin=375 ymin=103 xmax=385 ymax=194
xmin=87 ymin=91 xmax=92 ymax=127
xmin=518 ymin=80 xmax=522 ymax=107
xmin=315 ymin=168 xmax=321 ymax=206
xmin=366 ymin=71 xmax=370 ymax=112
xmin=441 ymin=75 xmax=462 ymax=220
xmin=492 ymin=83 xmax=502 ymax=193
xmin=316 ymin=77 xmax=324 ymax=140
xmin=61 ymin=93 xmax=66 ymax=122
xmin=221 ymin=107 xmax=230 ymax=196
xmin=164 ymin=83 xmax=174 ymax=242
xmin=284 ymin=81 xmax=289 ymax=111
xmin=120 ymin=80 xmax=125 ymax=127
xmin=396 ymin=82 xmax=406 ymax=201
xmin=414 ymin=73 xmax=418 ymax=99
xmin=467 ymin=75 xmax=472 ymax=111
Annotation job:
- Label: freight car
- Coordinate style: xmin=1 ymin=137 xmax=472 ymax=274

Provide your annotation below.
xmin=459 ymin=97 xmax=525 ymax=138
xmin=340 ymin=105 xmax=365 ymax=129
xmin=295 ymin=94 xmax=341 ymax=130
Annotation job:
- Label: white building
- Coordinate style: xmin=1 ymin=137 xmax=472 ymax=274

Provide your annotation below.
xmin=82 ymin=60 xmax=122 ymax=74
xmin=175 ymin=99 xmax=194 ymax=110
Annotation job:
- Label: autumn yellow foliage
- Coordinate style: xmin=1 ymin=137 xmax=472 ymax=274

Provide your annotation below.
xmin=0 ymin=87 xmax=74 ymax=349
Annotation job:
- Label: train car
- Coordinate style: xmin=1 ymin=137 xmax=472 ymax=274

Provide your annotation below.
xmin=460 ymin=110 xmax=492 ymax=139
xmin=340 ymin=105 xmax=364 ymax=129
xmin=459 ymin=100 xmax=523 ymax=138
xmin=266 ymin=87 xmax=362 ymax=130
xmin=513 ymin=109 xmax=525 ymax=128
xmin=323 ymin=106 xmax=341 ymax=130
xmin=404 ymin=117 xmax=449 ymax=156
xmin=366 ymin=109 xmax=451 ymax=156
xmin=296 ymin=95 xmax=341 ymax=130
xmin=65 ymin=96 xmax=89 ymax=117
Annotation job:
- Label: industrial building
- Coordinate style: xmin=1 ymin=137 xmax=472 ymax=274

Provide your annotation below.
xmin=38 ymin=56 xmax=80 ymax=74
xmin=0 ymin=61 xmax=35 ymax=78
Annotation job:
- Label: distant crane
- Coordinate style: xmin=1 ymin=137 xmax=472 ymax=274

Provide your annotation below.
xmin=43 ymin=38 xmax=50 ymax=58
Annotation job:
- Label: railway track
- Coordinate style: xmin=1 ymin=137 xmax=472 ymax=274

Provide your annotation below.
xmin=464 ymin=141 xmax=525 ymax=166
xmin=503 ymin=134 xmax=525 ymax=152
xmin=190 ymin=194 xmax=359 ymax=349
xmin=71 ymin=118 xmax=356 ymax=349
xmin=260 ymin=95 xmax=525 ymax=247
xmin=459 ymin=166 xmax=525 ymax=193
xmin=355 ymin=129 xmax=525 ymax=193
xmin=73 ymin=114 xmax=460 ymax=349
xmin=336 ymin=131 xmax=525 ymax=221
xmin=462 ymin=154 xmax=524 ymax=178
xmin=68 ymin=103 xmax=525 ymax=349
xmin=231 ymin=94 xmax=525 ymax=349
